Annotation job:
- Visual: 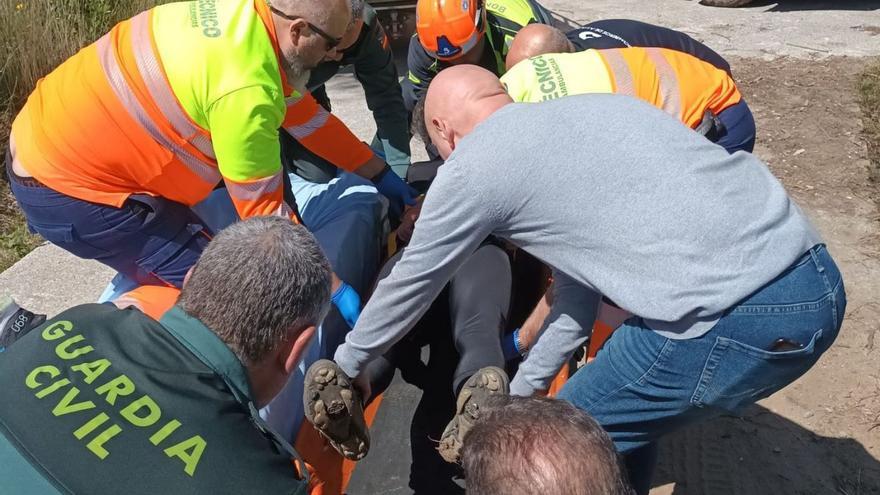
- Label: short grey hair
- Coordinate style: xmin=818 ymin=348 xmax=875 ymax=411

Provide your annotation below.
xmin=179 ymin=216 xmax=332 ymax=366
xmin=350 ymin=0 xmax=366 ymax=21
xmin=411 ymin=96 xmax=430 ymax=145
xmin=462 ymin=395 xmax=632 ymax=495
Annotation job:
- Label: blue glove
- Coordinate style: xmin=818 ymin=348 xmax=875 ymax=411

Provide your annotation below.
xmin=501 ymin=328 xmax=524 ymax=361
xmin=331 ymin=282 xmax=362 ymax=329
xmin=372 ymin=165 xmax=417 ymax=219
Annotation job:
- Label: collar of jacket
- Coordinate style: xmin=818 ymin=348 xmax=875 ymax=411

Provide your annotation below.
xmin=159 ymin=305 xmax=254 ymax=405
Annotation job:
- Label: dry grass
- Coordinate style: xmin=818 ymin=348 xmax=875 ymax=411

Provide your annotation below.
xmin=0 ymin=0 xmax=167 ymax=271
xmin=859 ymin=60 xmax=880 ymax=186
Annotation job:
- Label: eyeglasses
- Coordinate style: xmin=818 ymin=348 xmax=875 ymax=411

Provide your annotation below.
xmin=267 ymin=3 xmax=343 ymax=50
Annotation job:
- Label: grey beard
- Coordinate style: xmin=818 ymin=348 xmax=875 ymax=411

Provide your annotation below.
xmin=282 ymin=47 xmax=312 ymax=94
xmin=286 ymin=67 xmax=311 ymax=93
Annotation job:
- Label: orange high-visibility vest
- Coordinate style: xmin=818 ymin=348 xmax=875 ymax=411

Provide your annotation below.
xmin=502 ymin=47 xmax=742 ymax=129
xmin=9 ymin=0 xmax=373 ymax=222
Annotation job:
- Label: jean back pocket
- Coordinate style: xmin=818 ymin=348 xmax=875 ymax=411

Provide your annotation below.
xmin=692 ymin=329 xmax=824 ymax=414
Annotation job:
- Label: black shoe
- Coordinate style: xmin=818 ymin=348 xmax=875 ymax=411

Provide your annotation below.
xmin=0 ymin=296 xmax=46 ymax=351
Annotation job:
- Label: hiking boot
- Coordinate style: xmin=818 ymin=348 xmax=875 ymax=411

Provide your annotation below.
xmin=303 ymin=359 xmax=370 ymax=461
xmin=438 ymin=366 xmax=509 ymax=463
xmin=0 ymin=296 xmax=46 ymax=351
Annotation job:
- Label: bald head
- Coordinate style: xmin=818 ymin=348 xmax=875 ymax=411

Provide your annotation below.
xmin=271 ymin=0 xmax=350 ymax=30
xmin=423 ymin=65 xmax=513 ymax=160
xmin=271 ymin=0 xmax=350 ymax=89
xmin=506 ymin=24 xmax=575 ymax=71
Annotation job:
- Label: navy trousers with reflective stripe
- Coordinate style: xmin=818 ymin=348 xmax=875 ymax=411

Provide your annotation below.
xmin=712 ymin=98 xmax=757 ymax=154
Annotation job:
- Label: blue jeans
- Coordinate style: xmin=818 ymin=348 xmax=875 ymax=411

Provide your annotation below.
xmin=7 ymin=161 xmax=209 ymax=288
xmin=713 ymin=98 xmax=757 ymax=154
xmin=558 ymin=244 xmax=845 ymax=494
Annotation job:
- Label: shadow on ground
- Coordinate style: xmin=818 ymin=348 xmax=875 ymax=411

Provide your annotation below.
xmin=653 ymin=404 xmax=880 ymax=494
xmin=717 ymin=0 xmax=880 ymax=11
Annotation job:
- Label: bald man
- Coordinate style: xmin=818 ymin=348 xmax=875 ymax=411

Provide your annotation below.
xmin=503 ymin=23 xmax=755 ymax=154
xmin=309 ymin=66 xmax=844 ymax=493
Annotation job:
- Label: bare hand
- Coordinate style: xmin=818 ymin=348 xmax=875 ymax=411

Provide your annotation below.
xmin=396 ymin=198 xmax=424 ymax=244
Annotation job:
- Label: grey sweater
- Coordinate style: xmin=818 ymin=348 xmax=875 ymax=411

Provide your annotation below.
xmin=335 ymin=94 xmax=821 ymax=396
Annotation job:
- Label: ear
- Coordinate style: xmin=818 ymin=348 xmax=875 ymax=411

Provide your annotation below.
xmin=288 ymin=18 xmax=307 ymax=45
xmin=279 ymin=325 xmax=317 ymax=375
xmin=182 ymin=266 xmax=195 ymax=288
xmin=432 ymin=117 xmax=456 ymax=152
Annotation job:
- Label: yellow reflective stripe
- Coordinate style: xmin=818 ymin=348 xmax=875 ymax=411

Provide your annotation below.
xmin=601 ymin=50 xmax=635 ymax=97
xmin=408 ymin=71 xmax=421 ymax=84
xmin=130 ymin=12 xmax=216 ymax=160
xmin=96 ymin=33 xmax=220 ymax=185
xmin=644 ymin=48 xmax=683 ymax=120
xmin=283 ymin=106 xmax=330 ymax=140
xmin=226 ymin=172 xmax=283 ymax=202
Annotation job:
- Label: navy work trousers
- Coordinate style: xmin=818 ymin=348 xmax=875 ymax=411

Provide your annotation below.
xmin=6 ymin=158 xmax=210 ymax=288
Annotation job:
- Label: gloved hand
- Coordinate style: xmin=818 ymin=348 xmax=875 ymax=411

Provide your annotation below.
xmin=372 ymin=165 xmax=418 ymax=219
xmin=501 ymin=328 xmax=526 ymax=361
xmin=331 ymin=282 xmax=362 ymax=329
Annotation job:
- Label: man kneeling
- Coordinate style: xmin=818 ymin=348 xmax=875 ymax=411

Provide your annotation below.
xmin=0 ymin=216 xmax=330 ymax=494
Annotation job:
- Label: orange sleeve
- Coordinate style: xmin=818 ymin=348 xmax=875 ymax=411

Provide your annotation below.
xmin=281 ymin=92 xmax=375 ymax=173
xmin=224 ymin=171 xmax=300 ymax=223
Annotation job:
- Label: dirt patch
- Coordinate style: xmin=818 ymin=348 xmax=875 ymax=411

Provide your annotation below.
xmin=859 ymin=61 xmax=880 ymax=185
xmin=651 ymin=56 xmax=880 ymax=495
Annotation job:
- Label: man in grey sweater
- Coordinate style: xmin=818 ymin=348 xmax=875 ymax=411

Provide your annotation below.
xmin=305 ymin=66 xmax=845 ymax=492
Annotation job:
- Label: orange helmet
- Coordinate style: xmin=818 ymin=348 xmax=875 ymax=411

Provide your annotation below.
xmin=416 ymin=0 xmax=487 ymax=60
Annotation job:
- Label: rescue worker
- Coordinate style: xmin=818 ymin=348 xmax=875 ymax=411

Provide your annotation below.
xmin=285 ymin=0 xmax=412 ymax=181
xmin=0 ymin=216 xmax=331 ymax=494
xmin=503 ymin=24 xmax=756 ymax=153
xmin=401 ymin=0 xmax=551 ymax=111
xmin=305 ymin=67 xmax=844 ymax=494
xmin=506 ymin=20 xmax=731 ymax=75
xmin=6 ymin=0 xmax=415 ymax=322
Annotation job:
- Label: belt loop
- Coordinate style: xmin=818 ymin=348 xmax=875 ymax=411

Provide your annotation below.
xmin=809 ymin=244 xmax=825 ymax=273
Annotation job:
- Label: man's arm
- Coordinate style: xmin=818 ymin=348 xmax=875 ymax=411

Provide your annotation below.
xmin=402 ymin=35 xmax=438 ymax=111
xmin=282 ymin=91 xmax=416 ymax=217
xmin=208 ymin=88 xmax=363 ymax=326
xmin=208 ymin=86 xmax=298 ymax=221
xmin=281 ymin=91 xmax=376 ymax=174
xmin=353 ymin=11 xmax=412 ymax=169
xmin=574 ymin=19 xmax=731 ymax=75
xmin=516 ymin=284 xmax=553 ymax=352
xmin=334 ymin=163 xmax=500 ymax=379
xmin=509 ymin=271 xmax=600 ymax=396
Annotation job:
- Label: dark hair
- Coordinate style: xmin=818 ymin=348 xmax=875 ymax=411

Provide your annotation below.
xmin=178 ymin=216 xmax=332 ymax=365
xmin=411 ymin=96 xmax=432 ymax=146
xmin=462 ymin=395 xmax=632 ymax=495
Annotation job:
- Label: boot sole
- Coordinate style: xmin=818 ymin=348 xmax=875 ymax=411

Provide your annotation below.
xmin=438 ymin=366 xmax=509 ymax=463
xmin=303 ymin=359 xmax=370 ymax=460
